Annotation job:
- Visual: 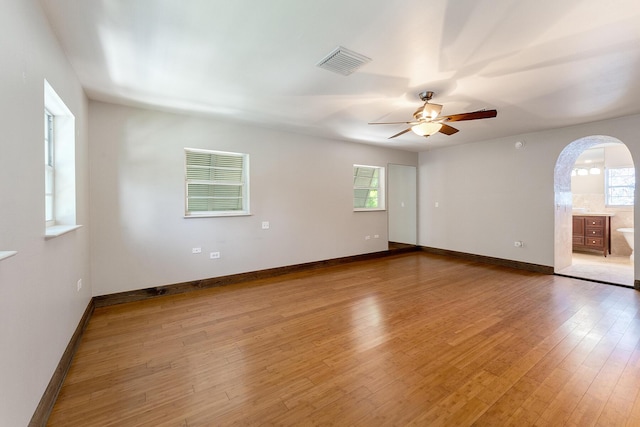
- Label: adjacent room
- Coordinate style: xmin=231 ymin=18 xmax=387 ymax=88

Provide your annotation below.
xmin=556 ymin=143 xmax=635 ymax=286
xmin=2 ymin=0 xmax=640 ymax=425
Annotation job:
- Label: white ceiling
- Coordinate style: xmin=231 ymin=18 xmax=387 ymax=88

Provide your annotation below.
xmin=40 ymin=0 xmax=640 ymax=152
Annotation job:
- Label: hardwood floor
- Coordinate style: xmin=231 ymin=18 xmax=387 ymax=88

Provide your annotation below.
xmin=48 ymin=252 xmax=640 ymax=426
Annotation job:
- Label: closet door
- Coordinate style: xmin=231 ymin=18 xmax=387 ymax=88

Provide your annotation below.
xmin=388 ymin=164 xmax=417 ymax=245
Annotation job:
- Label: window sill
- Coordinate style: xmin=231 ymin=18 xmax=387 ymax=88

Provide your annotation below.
xmin=184 ymin=213 xmax=252 ymax=218
xmin=353 ymin=208 xmax=386 ymax=212
xmin=45 ymin=224 xmax=83 ymax=239
xmin=0 ymin=251 xmax=17 ymax=261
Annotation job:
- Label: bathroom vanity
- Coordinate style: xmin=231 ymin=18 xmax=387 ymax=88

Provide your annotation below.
xmin=572 ymin=214 xmax=613 ymax=257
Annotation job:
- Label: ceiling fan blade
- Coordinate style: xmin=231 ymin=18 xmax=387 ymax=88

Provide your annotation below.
xmin=388 ymin=128 xmax=412 ymax=139
xmin=439 ymin=124 xmax=459 ymax=135
xmin=441 ymin=109 xmax=497 ymax=122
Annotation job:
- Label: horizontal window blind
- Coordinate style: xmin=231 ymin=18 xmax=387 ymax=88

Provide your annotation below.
xmin=353 ymin=165 xmax=383 ymax=210
xmin=45 ymin=110 xmax=54 ymax=224
xmin=185 ymin=149 xmax=249 ymax=216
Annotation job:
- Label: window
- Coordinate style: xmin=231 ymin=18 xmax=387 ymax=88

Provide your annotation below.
xmin=185 ymin=148 xmax=250 ymax=217
xmin=44 ymin=80 xmax=78 ymax=238
xmin=353 ymin=164 xmax=385 ymax=211
xmin=44 ymin=110 xmax=55 ymax=226
xmin=606 ymin=167 xmax=635 ymax=206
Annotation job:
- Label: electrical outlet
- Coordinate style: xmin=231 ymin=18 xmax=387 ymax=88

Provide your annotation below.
xmin=192 ymin=247 xmax=202 ymax=254
xmin=514 ymin=241 xmax=523 ymax=248
xmin=365 ymin=235 xmax=371 ymax=240
xmin=77 ymin=279 xmax=82 ymax=291
xmin=374 ymin=234 xmax=380 ymax=239
xmin=210 ymin=252 xmax=221 ymax=259
xmin=262 ymin=221 xmax=270 ymax=229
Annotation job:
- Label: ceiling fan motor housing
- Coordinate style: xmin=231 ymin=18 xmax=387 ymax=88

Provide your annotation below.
xmin=419 ymin=91 xmax=434 ymax=102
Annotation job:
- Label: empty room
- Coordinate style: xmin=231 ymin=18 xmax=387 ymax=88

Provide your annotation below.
xmin=2 ymin=0 xmax=640 ymax=425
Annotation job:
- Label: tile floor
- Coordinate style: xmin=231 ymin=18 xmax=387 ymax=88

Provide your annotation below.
xmin=556 ymin=252 xmax=634 ymax=287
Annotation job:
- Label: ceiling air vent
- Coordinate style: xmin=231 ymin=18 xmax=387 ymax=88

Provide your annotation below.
xmin=316 ymin=46 xmax=371 ymax=76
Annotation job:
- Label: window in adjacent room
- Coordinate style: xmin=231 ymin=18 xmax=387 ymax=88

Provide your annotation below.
xmin=606 ymin=167 xmax=635 ymax=206
xmin=44 ymin=79 xmax=79 ymax=238
xmin=353 ymin=164 xmax=385 ymax=211
xmin=185 ymin=148 xmax=250 ymax=217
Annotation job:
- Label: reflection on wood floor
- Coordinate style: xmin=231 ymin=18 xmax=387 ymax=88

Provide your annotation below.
xmin=49 ymin=252 xmax=640 ymax=426
xmin=557 ymin=252 xmax=634 ymax=287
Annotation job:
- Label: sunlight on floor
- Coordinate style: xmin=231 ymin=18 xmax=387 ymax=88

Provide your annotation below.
xmin=557 ymin=252 xmax=634 ymax=287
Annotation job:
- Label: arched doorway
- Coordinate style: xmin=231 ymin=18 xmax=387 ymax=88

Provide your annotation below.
xmin=554 ymin=135 xmax=635 ymax=287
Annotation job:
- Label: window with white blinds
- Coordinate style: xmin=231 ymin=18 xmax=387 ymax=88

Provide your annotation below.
xmin=185 ymin=148 xmax=250 ymax=216
xmin=353 ymin=164 xmax=385 ymax=211
xmin=44 ymin=79 xmax=78 ymax=237
xmin=45 ymin=109 xmax=55 ymax=225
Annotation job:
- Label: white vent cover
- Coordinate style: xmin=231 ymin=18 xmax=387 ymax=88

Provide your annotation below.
xmin=316 ymin=46 xmax=371 ymax=76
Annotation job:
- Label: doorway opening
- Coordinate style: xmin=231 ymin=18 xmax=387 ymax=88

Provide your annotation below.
xmin=554 ymin=136 xmax=635 ymax=287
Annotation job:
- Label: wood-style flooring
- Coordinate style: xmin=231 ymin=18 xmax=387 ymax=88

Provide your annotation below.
xmin=48 ymin=252 xmax=640 ymax=426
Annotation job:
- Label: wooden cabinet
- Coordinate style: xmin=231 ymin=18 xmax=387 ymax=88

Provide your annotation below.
xmin=572 ymin=215 xmax=611 ymax=257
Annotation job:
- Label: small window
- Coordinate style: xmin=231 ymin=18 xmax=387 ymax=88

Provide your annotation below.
xmin=44 ymin=79 xmax=78 ymax=237
xmin=606 ymin=167 xmax=635 ymax=206
xmin=353 ymin=165 xmax=385 ymax=211
xmin=185 ymin=148 xmax=250 ymax=217
xmin=44 ymin=110 xmax=55 ymax=226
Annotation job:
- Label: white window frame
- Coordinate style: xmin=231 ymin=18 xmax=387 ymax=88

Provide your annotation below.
xmin=184 ymin=148 xmax=250 ymax=217
xmin=353 ymin=164 xmax=385 ymax=211
xmin=44 ymin=80 xmax=80 ymax=238
xmin=45 ymin=109 xmax=55 ymax=227
xmin=605 ymin=166 xmax=635 ymax=207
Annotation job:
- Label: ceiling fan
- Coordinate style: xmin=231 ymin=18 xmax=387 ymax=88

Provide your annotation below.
xmin=369 ymin=91 xmax=497 ymax=139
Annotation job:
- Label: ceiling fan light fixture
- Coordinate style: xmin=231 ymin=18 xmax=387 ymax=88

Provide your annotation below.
xmin=411 ymin=122 xmax=443 ymax=136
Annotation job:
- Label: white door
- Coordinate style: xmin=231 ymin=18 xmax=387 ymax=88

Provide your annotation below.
xmin=388 ymin=164 xmax=417 ymax=245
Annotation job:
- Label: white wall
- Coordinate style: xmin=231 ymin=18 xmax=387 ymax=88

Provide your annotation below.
xmin=89 ymin=101 xmax=417 ymax=296
xmin=418 ymin=114 xmax=640 ymax=276
xmin=607 ymin=144 xmax=635 ymax=168
xmin=0 ymin=0 xmax=91 ymax=425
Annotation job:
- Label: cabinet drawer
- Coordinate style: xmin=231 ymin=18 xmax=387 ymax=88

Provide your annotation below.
xmin=585 ymin=228 xmax=603 ymax=237
xmin=585 ymin=217 xmax=604 ymax=227
xmin=585 ymin=237 xmax=604 ymax=247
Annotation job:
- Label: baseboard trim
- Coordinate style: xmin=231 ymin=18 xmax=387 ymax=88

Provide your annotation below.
xmin=94 ymin=247 xmax=420 ymax=308
xmin=29 ymin=299 xmax=94 ymax=427
xmin=420 ymin=246 xmax=555 ymax=274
